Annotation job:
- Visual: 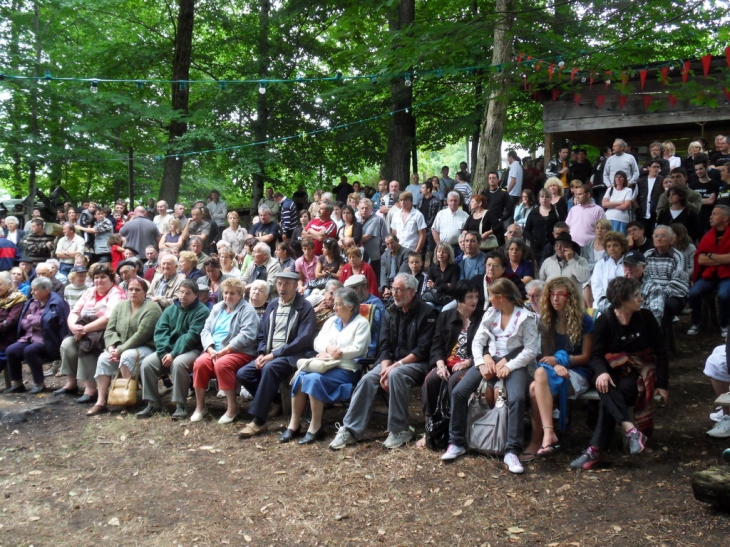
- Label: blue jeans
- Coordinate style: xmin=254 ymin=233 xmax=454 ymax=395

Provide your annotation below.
xmin=689 ymin=277 xmax=730 ymax=328
xmin=609 ymin=220 xmax=627 ymax=234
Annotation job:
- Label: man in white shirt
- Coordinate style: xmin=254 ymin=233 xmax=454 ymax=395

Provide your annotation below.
xmin=390 ymin=192 xmax=427 ymax=253
xmin=55 ymin=222 xmax=85 ymax=275
xmin=207 ymin=189 xmax=228 ymax=228
xmin=153 ymin=200 xmax=172 ymax=234
xmin=603 ymin=139 xmax=640 ymax=188
xmin=506 ymin=151 xmax=524 ymax=211
xmin=405 ymin=173 xmax=422 ymax=207
xmin=431 ymin=191 xmax=468 ymax=249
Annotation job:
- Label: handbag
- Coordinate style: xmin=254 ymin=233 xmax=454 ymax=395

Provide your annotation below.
xmin=307 ymin=275 xmax=332 ymax=291
xmin=425 ymin=380 xmax=451 ymax=451
xmin=466 ymin=379 xmax=508 ymax=455
xmin=478 ymin=213 xmax=499 ymax=251
xmin=296 ymin=357 xmax=341 ymax=374
xmin=107 ymin=350 xmax=140 ymax=406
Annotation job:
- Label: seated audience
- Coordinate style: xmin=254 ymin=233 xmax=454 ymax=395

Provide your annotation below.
xmin=242 ymin=242 xmax=282 ymax=298
xmin=506 ymin=238 xmax=535 ymax=285
xmin=591 ymin=230 xmax=629 ymax=308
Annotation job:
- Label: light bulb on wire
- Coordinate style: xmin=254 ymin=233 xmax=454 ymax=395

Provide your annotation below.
xmin=90 ymin=80 xmax=99 ymax=93
xmin=258 ymin=83 xmax=266 ymax=95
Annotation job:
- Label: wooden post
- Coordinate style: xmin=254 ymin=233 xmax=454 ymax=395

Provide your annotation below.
xmin=544 ymin=133 xmax=554 ymax=172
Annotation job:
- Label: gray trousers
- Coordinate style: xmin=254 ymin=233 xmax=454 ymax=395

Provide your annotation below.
xmin=140 ymin=350 xmax=201 ymax=406
xmin=343 ymin=361 xmax=429 ymax=438
xmin=59 ymin=336 xmax=100 ymax=382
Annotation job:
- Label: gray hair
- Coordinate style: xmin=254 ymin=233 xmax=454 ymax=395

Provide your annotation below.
xmin=35 ymin=262 xmax=51 ymax=275
xmin=253 ymin=242 xmax=271 ymax=257
xmin=258 ymin=204 xmax=272 ymax=215
xmin=250 ymin=279 xmax=271 ymax=296
xmin=393 ymin=273 xmax=418 ymax=292
xmin=189 ymin=235 xmax=203 ymax=247
xmin=447 ymin=191 xmax=461 ymax=202
xmin=334 ymin=287 xmax=359 ymax=311
xmin=159 ymin=253 xmax=179 ymax=265
xmin=715 ymin=205 xmax=730 ymax=218
xmin=0 ymin=271 xmax=12 ymax=285
xmin=614 ymin=139 xmax=627 ymax=149
xmin=525 ymin=279 xmax=546 ymax=293
xmin=47 ymin=258 xmax=60 ymax=271
xmin=358 ymin=198 xmax=373 ymax=209
xmin=31 ymin=277 xmax=53 ymax=291
xmin=5 ymin=215 xmax=18 ymax=225
xmin=320 ymin=201 xmax=334 ymax=214
xmin=320 ymin=192 xmax=334 ymax=204
xmin=324 ymin=279 xmax=343 ymax=293
xmin=652 ymin=224 xmax=674 ymax=239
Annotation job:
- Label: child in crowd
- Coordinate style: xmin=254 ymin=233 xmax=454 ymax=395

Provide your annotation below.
xmin=112 ymin=211 xmax=125 ymax=232
xmin=108 ymin=234 xmax=125 ymax=270
xmin=408 ymin=251 xmax=429 ymax=297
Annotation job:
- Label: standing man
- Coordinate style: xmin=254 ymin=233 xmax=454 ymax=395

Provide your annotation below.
xmin=274 ymin=191 xmax=298 ymax=242
xmin=641 ymin=142 xmax=670 ymax=177
xmin=258 ymin=188 xmax=280 ymax=223
xmin=377 ymin=180 xmax=400 ymax=218
xmin=506 ymin=151 xmax=524 ymax=211
xmin=603 ymin=139 xmax=640 ymax=188
xmin=236 ymin=271 xmax=316 ymax=438
xmin=418 ymin=180 xmax=442 ymax=262
xmin=153 ymin=200 xmax=172 ymax=234
xmin=656 ymin=168 xmax=702 ymax=215
xmin=137 ymin=278 xmax=210 ymax=419
xmin=431 ymin=191 xmax=468 ymax=254
xmin=405 ymin=173 xmax=422 ymax=207
xmin=120 ymin=206 xmax=161 ymax=255
xmin=571 ymin=148 xmax=593 ymax=184
xmin=687 ymin=205 xmax=730 ymax=338
xmin=358 ymin=198 xmax=387 ymax=280
xmin=249 ymin=204 xmax=281 ymax=254
xmin=302 ymin=202 xmax=337 ymax=256
xmin=173 ymin=203 xmax=188 ymax=229
xmin=207 ymin=190 xmax=228 ymax=229
xmin=546 ymin=145 xmax=571 ymax=196
xmin=691 ymin=154 xmax=722 ymax=235
xmin=439 ymin=166 xmax=455 ymax=195
xmin=635 ymin=160 xmax=665 ymax=236
xmin=55 ymin=222 xmax=85 ymax=275
xmin=333 ymin=176 xmax=354 ymax=204
xmin=390 ymin=192 xmax=427 ymax=254
xmin=481 ymin=172 xmax=511 ymax=226
xmin=329 ymin=273 xmax=438 ymax=450
xmin=457 ymin=161 xmax=471 ymax=183
xmin=565 ymin=184 xmax=607 ymax=247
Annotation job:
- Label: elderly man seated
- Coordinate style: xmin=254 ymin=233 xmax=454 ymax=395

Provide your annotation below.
xmin=242 ymin=242 xmax=282 ymax=298
xmin=148 ymin=252 xmax=186 ymax=309
xmin=329 ymin=273 xmax=438 ymax=450
xmin=538 ymin=232 xmax=591 ymax=291
xmin=645 ymin=224 xmax=690 ymax=332
xmin=235 ymin=271 xmax=316 ymax=438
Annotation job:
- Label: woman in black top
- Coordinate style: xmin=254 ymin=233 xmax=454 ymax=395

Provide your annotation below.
xmin=425 ymin=243 xmax=460 ymax=299
xmin=570 ymin=277 xmax=669 ymax=470
xmin=524 ymin=188 xmax=561 ymax=265
xmin=462 ymin=194 xmax=504 ymax=248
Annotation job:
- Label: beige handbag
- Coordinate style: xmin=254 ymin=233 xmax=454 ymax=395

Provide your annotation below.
xmin=107 ymin=350 xmax=140 ymax=406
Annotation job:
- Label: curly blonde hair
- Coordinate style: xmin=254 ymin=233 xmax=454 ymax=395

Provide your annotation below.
xmin=539 ymin=277 xmax=585 ymax=355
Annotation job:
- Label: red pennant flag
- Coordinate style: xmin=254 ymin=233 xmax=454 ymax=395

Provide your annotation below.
xmin=725 ymin=88 xmax=730 ymax=102
xmin=725 ymin=47 xmax=730 ymax=68
xmin=589 ymin=76 xmax=594 ymax=89
xmin=517 ymin=53 xmax=523 ymax=63
xmin=640 ymin=70 xmax=647 ymax=90
xmin=619 ymin=95 xmax=628 ymax=109
xmin=551 ymin=89 xmax=560 ymax=101
xmin=549 ymin=64 xmax=555 ymax=80
xmin=661 ymin=67 xmax=669 ymax=85
xmin=621 ymin=71 xmax=629 ymax=86
xmin=597 ymin=95 xmax=605 ymax=108
xmin=571 ymin=68 xmax=579 ymax=81
xmin=681 ymin=61 xmax=690 ymax=83
xmin=701 ymin=54 xmax=712 ymax=77
xmin=536 ymin=61 xmax=542 ymax=70
xmin=668 ymin=94 xmax=677 ymax=108
xmin=574 ymin=92 xmax=582 ymax=105
xmin=643 ymin=95 xmax=653 ymax=109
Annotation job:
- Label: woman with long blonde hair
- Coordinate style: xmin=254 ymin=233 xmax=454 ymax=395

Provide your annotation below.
xmin=522 ymin=277 xmax=594 ymax=461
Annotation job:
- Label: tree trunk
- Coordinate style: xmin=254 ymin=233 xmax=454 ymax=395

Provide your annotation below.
xmin=473 ymin=0 xmax=514 ymax=194
xmin=382 ymin=0 xmax=414 ymax=187
xmin=250 ymin=0 xmax=270 ymax=218
xmin=159 ymin=0 xmax=195 ymax=206
xmin=26 ymin=0 xmax=41 ymax=219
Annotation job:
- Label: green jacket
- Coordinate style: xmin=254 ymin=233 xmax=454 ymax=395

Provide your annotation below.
xmin=154 ymin=299 xmax=210 ymax=359
xmin=104 ymin=298 xmax=162 ymax=353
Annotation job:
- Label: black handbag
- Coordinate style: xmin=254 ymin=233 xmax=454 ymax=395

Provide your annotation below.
xmin=425 ymin=380 xmax=451 ymax=451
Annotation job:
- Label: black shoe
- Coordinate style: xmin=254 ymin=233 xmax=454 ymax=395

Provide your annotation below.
xmin=278 ymin=427 xmax=302 ymax=443
xmin=4 ymin=384 xmax=26 ymax=394
xmin=75 ymin=394 xmax=96 ymax=404
xmin=135 ymin=404 xmax=164 ymax=419
xmin=28 ymin=385 xmax=46 ymax=395
xmin=298 ymin=426 xmax=326 ymax=445
xmin=53 ymin=386 xmax=78 ymax=396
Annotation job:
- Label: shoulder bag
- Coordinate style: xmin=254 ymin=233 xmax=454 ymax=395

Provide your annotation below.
xmin=466 ymin=379 xmax=508 ymax=455
xmin=425 ymin=380 xmax=451 ymax=451
xmin=107 ymin=350 xmax=140 ymax=406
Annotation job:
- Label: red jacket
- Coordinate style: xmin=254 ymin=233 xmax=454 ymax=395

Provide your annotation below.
xmin=339 ymin=261 xmax=380 ymax=298
xmin=693 ymin=226 xmax=730 ymax=282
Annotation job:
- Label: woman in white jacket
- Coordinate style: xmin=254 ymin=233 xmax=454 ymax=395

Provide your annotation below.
xmin=441 ymin=278 xmax=539 ymax=474
xmin=590 ymin=231 xmax=629 ymax=308
xmin=280 ymin=287 xmax=371 ymax=445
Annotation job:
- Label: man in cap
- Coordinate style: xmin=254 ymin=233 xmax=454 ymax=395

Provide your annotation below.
xmin=236 ymin=270 xmax=316 ymax=438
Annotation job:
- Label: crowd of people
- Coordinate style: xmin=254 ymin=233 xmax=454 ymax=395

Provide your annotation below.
xmin=1 ymin=134 xmax=729 ymax=471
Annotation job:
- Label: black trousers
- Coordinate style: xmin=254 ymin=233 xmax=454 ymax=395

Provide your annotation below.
xmin=590 ymin=369 xmax=639 ymax=450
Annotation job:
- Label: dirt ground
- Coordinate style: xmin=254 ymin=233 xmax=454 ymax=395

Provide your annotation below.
xmin=1 ymin=318 xmax=730 ymax=547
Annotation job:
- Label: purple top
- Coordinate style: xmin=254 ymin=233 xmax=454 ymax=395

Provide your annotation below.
xmin=18 ymin=299 xmax=45 ymax=345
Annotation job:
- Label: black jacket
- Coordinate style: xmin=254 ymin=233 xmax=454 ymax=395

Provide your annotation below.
xmin=429 ymin=305 xmax=484 ymax=367
xmin=378 ymin=298 xmax=438 ymax=365
xmin=634 ymin=174 xmax=665 ymax=221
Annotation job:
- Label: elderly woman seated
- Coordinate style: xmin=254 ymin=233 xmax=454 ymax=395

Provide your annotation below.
xmin=309 ymin=279 xmax=344 ymax=331
xmin=3 ymin=276 xmax=67 ymax=394
xmin=0 ymin=271 xmax=27 ymax=384
xmin=54 ymin=263 xmax=127 ymax=403
xmin=248 ymin=279 xmax=271 ymax=318
xmin=190 ymin=278 xmax=260 ymax=424
xmin=570 ymin=277 xmax=668 ymax=470
xmin=87 ymin=277 xmax=162 ymax=416
xmin=279 ymin=287 xmax=370 ymax=444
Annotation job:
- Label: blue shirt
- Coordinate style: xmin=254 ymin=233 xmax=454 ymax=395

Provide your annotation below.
xmin=212 ymin=309 xmax=233 ymax=350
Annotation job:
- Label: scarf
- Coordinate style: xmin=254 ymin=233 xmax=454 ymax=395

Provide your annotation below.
xmin=0 ymin=288 xmax=27 ymax=310
xmin=605 ymin=348 xmax=658 ymax=436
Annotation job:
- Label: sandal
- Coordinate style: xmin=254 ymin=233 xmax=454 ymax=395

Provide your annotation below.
xmin=537 ymin=443 xmax=562 ymax=457
xmin=415 ymin=436 xmax=427 ymax=449
xmin=86 ymin=405 xmax=108 ymax=417
xmin=519 ymin=452 xmax=538 ymax=463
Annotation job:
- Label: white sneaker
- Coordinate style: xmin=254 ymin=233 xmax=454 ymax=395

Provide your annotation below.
xmin=707 ymin=415 xmax=730 ymax=438
xmin=383 ymin=430 xmax=413 ymax=449
xmin=441 ymin=444 xmax=466 ymax=461
xmin=687 ymin=325 xmax=700 ymax=336
xmin=239 ymin=386 xmax=253 ymax=401
xmin=673 ymin=316 xmax=680 ymax=323
xmin=190 ymin=408 xmax=209 ymax=423
xmin=329 ymin=424 xmax=357 ymax=450
xmin=503 ymin=452 xmax=524 ymax=474
xmin=710 ymin=407 xmax=725 ymax=422
xmin=216 ymin=390 xmax=226 ymax=399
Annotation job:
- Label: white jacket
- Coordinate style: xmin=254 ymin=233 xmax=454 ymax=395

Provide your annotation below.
xmin=591 ymin=254 xmax=625 ymax=304
xmin=313 ymin=313 xmax=371 ymax=372
xmin=472 ymin=306 xmax=539 ymax=372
